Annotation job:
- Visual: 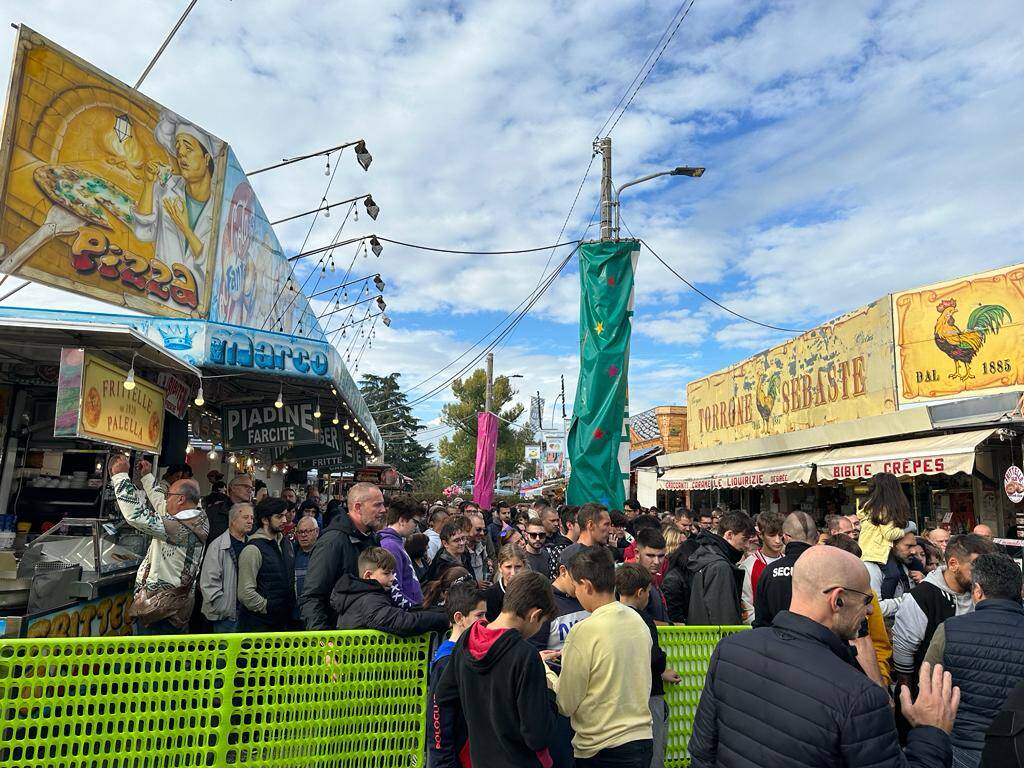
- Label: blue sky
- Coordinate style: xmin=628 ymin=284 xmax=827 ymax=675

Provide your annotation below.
xmin=1 ymin=0 xmax=1022 ymax=449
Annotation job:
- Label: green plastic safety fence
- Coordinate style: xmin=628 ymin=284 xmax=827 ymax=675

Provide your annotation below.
xmin=0 ymin=630 xmax=430 ymax=768
xmin=659 ymin=625 xmax=749 ymax=768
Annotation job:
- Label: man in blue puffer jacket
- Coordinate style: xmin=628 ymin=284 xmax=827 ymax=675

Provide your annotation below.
xmin=922 ymin=552 xmax=1024 ymax=768
xmin=690 ymin=544 xmax=957 ymax=768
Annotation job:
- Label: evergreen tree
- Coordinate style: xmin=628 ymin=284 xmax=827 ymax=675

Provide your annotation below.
xmin=359 ymin=373 xmax=433 ymax=478
xmin=437 ymin=368 xmax=531 ymax=484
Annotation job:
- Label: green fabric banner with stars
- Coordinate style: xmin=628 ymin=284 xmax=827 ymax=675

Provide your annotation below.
xmin=567 ymin=239 xmax=639 ymax=510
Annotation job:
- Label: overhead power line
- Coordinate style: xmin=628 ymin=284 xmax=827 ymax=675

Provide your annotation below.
xmin=372 ymin=236 xmax=580 ymax=255
xmin=598 ymin=0 xmax=698 ymax=137
xmin=639 ymin=239 xmax=807 ymax=334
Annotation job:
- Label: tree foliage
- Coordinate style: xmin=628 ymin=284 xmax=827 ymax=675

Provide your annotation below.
xmin=359 ymin=373 xmax=433 ymax=479
xmin=437 ymin=368 xmax=531 ymax=485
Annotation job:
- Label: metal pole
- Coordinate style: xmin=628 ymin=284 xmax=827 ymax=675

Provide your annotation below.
xmin=560 ymin=374 xmax=566 ymax=418
xmin=485 ymin=353 xmax=494 ymax=414
xmin=135 ymin=0 xmax=200 ymax=89
xmin=598 ymin=137 xmax=613 ymax=241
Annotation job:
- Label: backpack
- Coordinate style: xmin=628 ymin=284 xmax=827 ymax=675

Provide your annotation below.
xmin=982 ymin=677 xmax=1024 ymax=767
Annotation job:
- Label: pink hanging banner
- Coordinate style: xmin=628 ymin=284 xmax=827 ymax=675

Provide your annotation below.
xmin=473 ymin=411 xmax=498 ymax=510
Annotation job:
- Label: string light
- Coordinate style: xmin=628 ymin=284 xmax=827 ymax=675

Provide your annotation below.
xmin=194 ymin=385 xmax=205 ymax=406
xmin=275 ymin=386 xmax=284 ymax=409
xmin=208 ymin=450 xmax=218 ymax=461
xmin=314 ymin=399 xmax=322 ymax=419
xmin=332 ymin=410 xmax=340 ymax=425
xmin=325 ymin=154 xmax=331 ymax=176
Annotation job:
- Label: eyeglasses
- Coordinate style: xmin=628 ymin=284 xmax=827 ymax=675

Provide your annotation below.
xmin=166 ymin=492 xmax=187 ymax=499
xmin=823 ymin=586 xmax=873 ymax=607
xmin=525 ymin=531 xmax=546 ymax=539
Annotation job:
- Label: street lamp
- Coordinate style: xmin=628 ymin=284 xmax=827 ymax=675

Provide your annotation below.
xmin=613 ymin=165 xmax=704 ymax=239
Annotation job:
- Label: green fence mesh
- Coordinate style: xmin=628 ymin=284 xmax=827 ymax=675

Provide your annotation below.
xmin=0 ymin=625 xmax=742 ymax=767
xmin=659 ymin=625 xmax=749 ymax=768
xmin=0 ymin=631 xmax=430 ymax=768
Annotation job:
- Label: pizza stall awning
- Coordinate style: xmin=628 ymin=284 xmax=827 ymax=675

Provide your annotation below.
xmin=0 ymin=317 xmax=201 ymax=378
xmin=815 ymin=428 xmax=997 ymax=482
xmin=658 ymin=449 xmax=827 ymax=491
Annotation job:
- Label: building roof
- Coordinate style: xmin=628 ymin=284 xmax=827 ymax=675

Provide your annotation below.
xmin=630 ymin=408 xmax=660 ymax=441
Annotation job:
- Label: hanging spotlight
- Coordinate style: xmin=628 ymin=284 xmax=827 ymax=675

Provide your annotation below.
xmin=275 ymin=386 xmax=284 ymax=409
xmin=314 ymin=399 xmax=322 ymax=419
xmin=382 ymin=313 xmax=392 ymax=327
xmin=373 ymin=274 xmax=385 ymax=292
xmin=354 ymin=140 xmax=372 ymax=171
xmin=370 ymin=236 xmax=383 ymax=257
xmin=363 ymin=195 xmax=379 ymax=220
xmin=194 ymin=386 xmax=205 ymax=407
xmin=208 ymin=450 xmax=218 ymax=461
xmin=376 ymin=296 xmax=387 ymax=311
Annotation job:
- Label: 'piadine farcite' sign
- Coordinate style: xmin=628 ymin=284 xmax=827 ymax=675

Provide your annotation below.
xmin=222 ymin=400 xmax=337 ymax=450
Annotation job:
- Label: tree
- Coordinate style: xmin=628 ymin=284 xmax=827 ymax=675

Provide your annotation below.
xmin=437 ymin=368 xmax=532 ymax=485
xmin=359 ymin=373 xmax=433 ymax=479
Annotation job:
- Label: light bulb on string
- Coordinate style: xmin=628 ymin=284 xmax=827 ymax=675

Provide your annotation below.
xmin=363 ymin=243 xmax=368 ymax=258
xmin=330 ymin=257 xmax=335 ymax=272
xmin=324 ymin=154 xmax=331 ymax=176
xmin=194 ymin=386 xmax=205 ymax=406
xmin=342 ymin=289 xmax=348 ymax=301
xmin=314 ymin=399 xmax=321 ymax=419
xmin=323 ymin=203 xmax=330 ymax=219
xmin=332 ymin=410 xmax=339 ymax=425
xmin=353 ymin=207 xmax=358 ymax=222
xmin=275 ymin=386 xmax=284 ymax=409
xmin=341 ymin=328 xmax=346 ymax=338
xmin=123 ymin=353 xmax=138 ymax=391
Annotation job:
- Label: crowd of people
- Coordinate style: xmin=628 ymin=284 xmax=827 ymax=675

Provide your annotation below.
xmin=108 ymin=455 xmax=1024 ymax=767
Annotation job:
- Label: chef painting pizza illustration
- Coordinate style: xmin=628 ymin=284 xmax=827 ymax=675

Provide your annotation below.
xmin=132 ymin=112 xmax=223 ymax=302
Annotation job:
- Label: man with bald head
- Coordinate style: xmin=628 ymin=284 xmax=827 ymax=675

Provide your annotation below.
xmin=752 ymin=511 xmax=818 ymax=628
xmin=690 ymin=545 xmax=958 ymax=767
xmin=971 ymin=524 xmax=992 ymax=539
xmin=299 ymin=481 xmax=386 ymax=630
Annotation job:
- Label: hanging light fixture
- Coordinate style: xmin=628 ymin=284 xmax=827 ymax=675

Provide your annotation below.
xmin=373 ymin=274 xmax=385 ymax=292
xmin=194 ymin=385 xmax=205 ymax=407
xmin=343 ymin=420 xmax=350 ymax=431
xmin=314 ymin=399 xmax=322 ymax=419
xmin=332 ymin=410 xmax=340 ymax=425
xmin=123 ymin=353 xmax=138 ymax=391
xmin=331 ymin=386 xmax=337 ymax=396
xmin=354 ymin=140 xmax=372 ymax=171
xmin=275 ymin=385 xmax=284 ymax=409
xmin=185 ymin=444 xmax=194 ymax=455
xmin=363 ymin=195 xmax=380 ymax=220
xmin=324 ymin=153 xmax=331 ymax=176
xmin=370 ymin=236 xmax=383 ymax=257
xmin=208 ymin=450 xmax=218 ymax=461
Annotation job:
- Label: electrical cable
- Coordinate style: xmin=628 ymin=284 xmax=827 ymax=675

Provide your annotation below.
xmin=383 ymin=246 xmax=577 ymax=414
xmin=387 ymin=244 xmax=579 ymax=403
xmin=604 ymin=0 xmax=698 ymax=137
xmin=371 ymin=236 xmax=579 ymax=255
xmin=258 ymin=152 xmax=345 ymax=332
xmin=639 ymin=238 xmax=808 ymax=334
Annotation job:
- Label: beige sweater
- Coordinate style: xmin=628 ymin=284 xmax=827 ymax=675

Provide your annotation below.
xmin=547 ymin=600 xmax=653 ymax=757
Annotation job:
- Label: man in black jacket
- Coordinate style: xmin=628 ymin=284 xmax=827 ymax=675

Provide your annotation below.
xmin=686 ymin=511 xmax=756 ymax=625
xmin=206 ymin=473 xmax=255 ymax=544
xmin=436 ymin=570 xmax=559 ymax=768
xmin=330 ymin=547 xmax=448 ymax=635
xmin=690 ymin=544 xmax=957 ymax=768
xmin=752 ymin=511 xmax=818 ymax=628
xmin=299 ymin=482 xmax=385 ymax=630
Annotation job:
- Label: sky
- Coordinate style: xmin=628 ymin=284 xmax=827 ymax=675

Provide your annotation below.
xmin=0 ymin=0 xmax=1021 ymax=454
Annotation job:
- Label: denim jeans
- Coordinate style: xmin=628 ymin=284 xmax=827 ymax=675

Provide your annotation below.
xmin=212 ymin=618 xmax=238 ymax=633
xmin=133 ymin=618 xmax=186 ymax=636
xmin=577 ymin=739 xmax=654 ymax=768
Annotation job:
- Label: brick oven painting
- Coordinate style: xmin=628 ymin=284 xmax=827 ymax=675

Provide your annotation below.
xmin=0 ymin=26 xmax=226 ymax=318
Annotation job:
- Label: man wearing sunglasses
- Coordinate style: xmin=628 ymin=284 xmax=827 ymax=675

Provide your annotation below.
xmin=691 ymin=545 xmax=958 ymax=768
xmin=523 ymin=518 xmax=552 ymax=575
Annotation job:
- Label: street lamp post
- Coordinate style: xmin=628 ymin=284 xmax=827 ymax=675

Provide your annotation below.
xmin=612 ymin=165 xmax=704 ymax=239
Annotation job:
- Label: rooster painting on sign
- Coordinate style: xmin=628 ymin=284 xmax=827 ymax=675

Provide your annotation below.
xmin=933 ymin=299 xmax=1011 ymax=381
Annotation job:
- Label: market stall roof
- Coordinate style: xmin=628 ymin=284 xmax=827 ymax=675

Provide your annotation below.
xmin=0 ymin=316 xmax=200 ymax=378
xmin=630 ymin=445 xmax=662 ymax=468
xmin=815 ymin=428 xmax=998 ymax=482
xmin=658 ymin=449 xmax=827 ymax=492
